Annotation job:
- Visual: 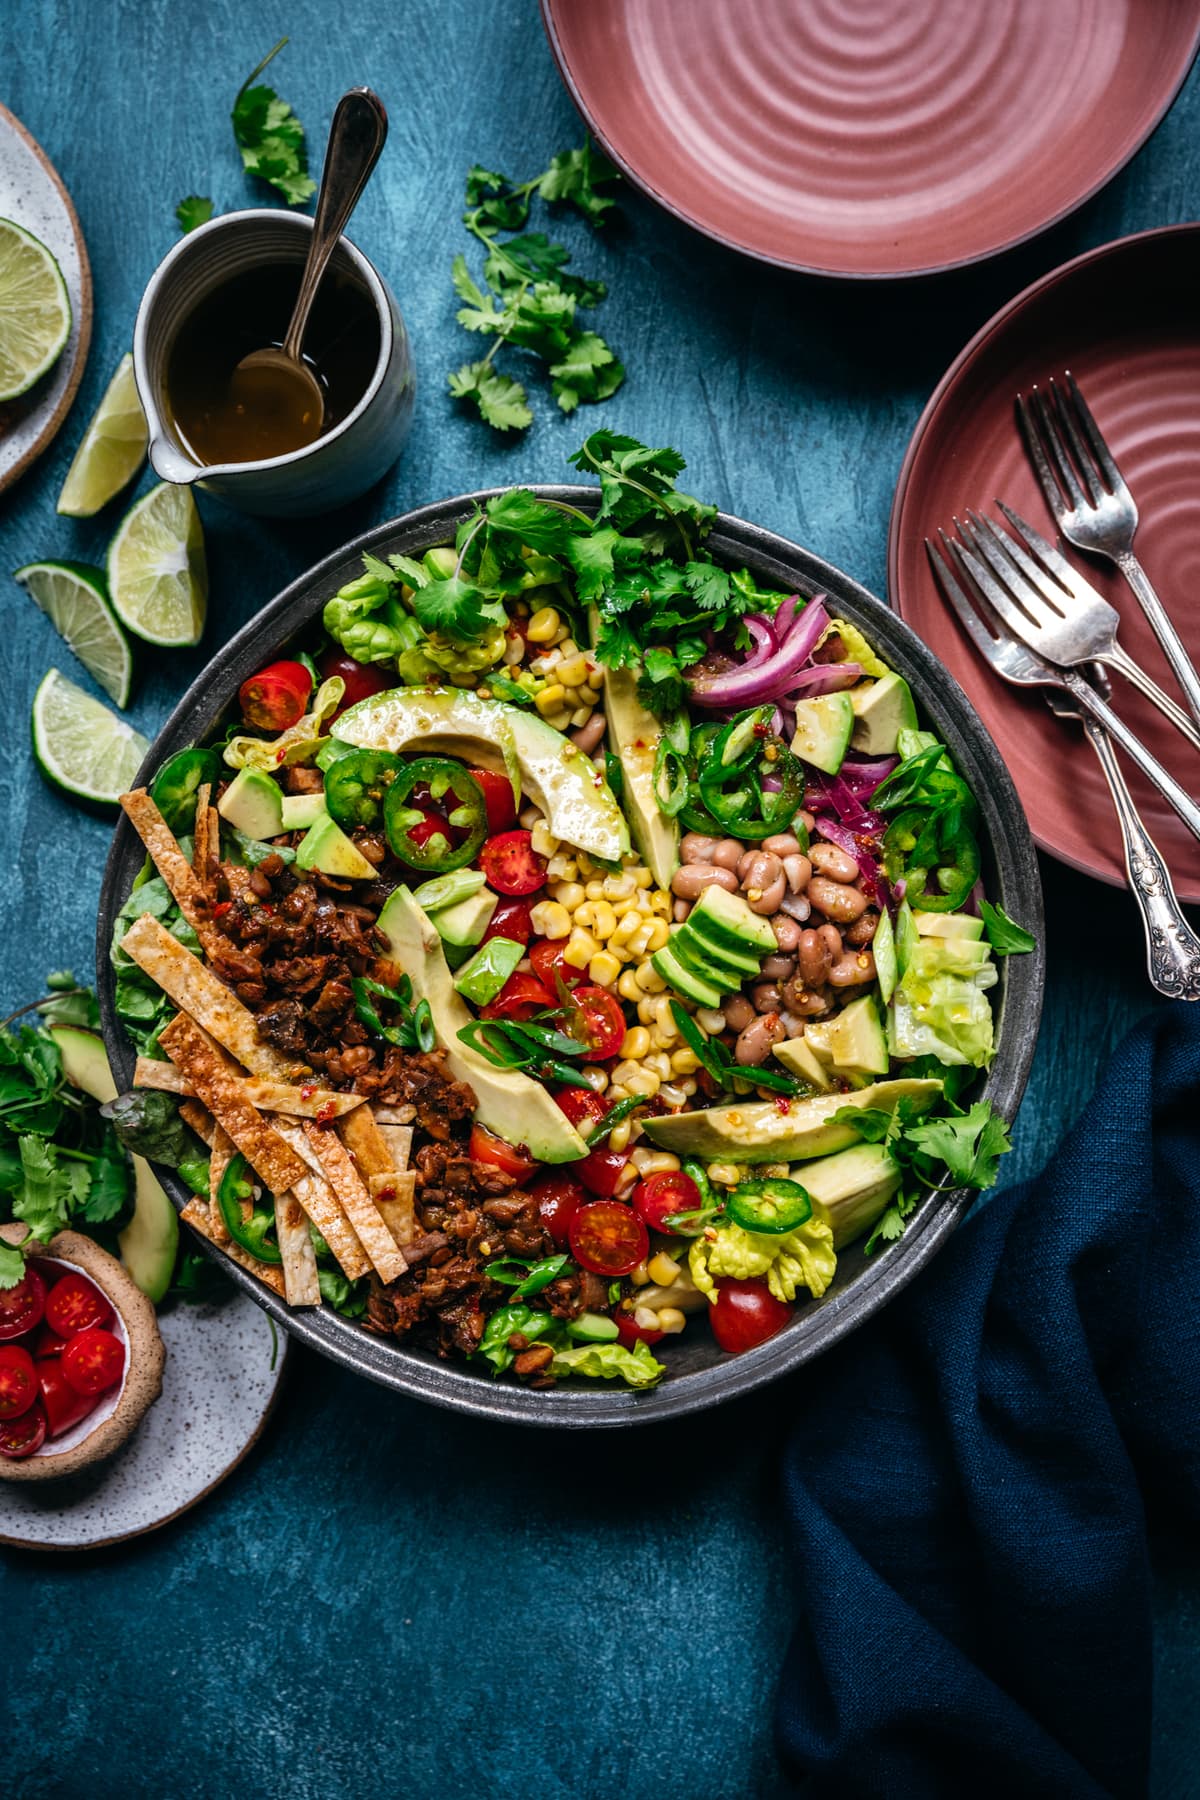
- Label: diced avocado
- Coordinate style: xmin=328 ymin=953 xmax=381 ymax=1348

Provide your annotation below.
xmin=686 ymin=884 xmax=776 ymax=956
xmin=217 ymin=767 xmax=284 ymax=839
xmin=567 ymin=1311 xmax=620 ymax=1343
xmin=790 ymin=692 xmax=854 ymax=775
xmin=294 ymin=814 xmax=376 ymax=880
xmin=823 ymin=994 xmax=889 ymax=1078
xmin=650 ymin=943 xmax=726 ymax=1010
xmin=916 ymin=910 xmax=985 ymax=941
xmin=639 ymin=1076 xmax=943 ymax=1162
xmin=849 ymin=672 xmax=918 ymax=756
xmin=280 ymin=793 xmax=327 ymax=831
xmin=434 ymin=888 xmax=498 ymax=948
xmin=602 ymin=661 xmax=680 ymax=890
xmin=336 ymin=686 xmax=629 ymax=862
xmin=896 ymin=898 xmax=919 ymax=978
xmin=453 ymin=936 xmax=525 ymax=1006
xmin=669 ymin=925 xmax=758 ymax=990
xmin=411 ymin=869 xmax=487 ymax=913
xmin=774 ymin=1036 xmax=833 ymax=1092
xmin=49 ymin=1025 xmax=117 ymax=1102
xmin=795 ymin=1142 xmax=903 ymax=1249
xmin=375 ymin=887 xmax=588 ymax=1163
xmin=873 ymin=906 xmax=898 ymax=1005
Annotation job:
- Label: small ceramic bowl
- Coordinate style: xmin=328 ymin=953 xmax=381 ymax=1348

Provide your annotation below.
xmin=133 ymin=208 xmax=415 ymax=518
xmin=0 ymin=1225 xmax=165 ymax=1482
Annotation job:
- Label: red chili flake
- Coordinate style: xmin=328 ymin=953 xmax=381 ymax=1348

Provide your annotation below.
xmin=753 ymin=722 xmax=771 ymax=738
xmin=774 ymin=1096 xmax=791 ymax=1116
xmin=212 ymin=901 xmax=232 ymax=918
xmin=275 ymin=748 xmax=287 ymax=765
xmin=376 ymin=1182 xmax=396 ymax=1202
xmin=315 ymin=1100 xmax=337 ymax=1126
xmin=299 ymin=1083 xmax=317 ymax=1100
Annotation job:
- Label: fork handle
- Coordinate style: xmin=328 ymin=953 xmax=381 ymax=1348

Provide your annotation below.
xmin=1062 ymin=666 xmax=1200 ymax=847
xmin=1113 ymin=549 xmax=1200 ymax=731
xmin=1079 ymin=712 xmax=1200 ymax=999
xmin=1098 ymin=641 xmax=1200 ymax=754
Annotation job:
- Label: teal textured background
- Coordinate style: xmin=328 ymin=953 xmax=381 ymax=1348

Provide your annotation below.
xmin=2 ymin=3 xmax=1198 ymax=1793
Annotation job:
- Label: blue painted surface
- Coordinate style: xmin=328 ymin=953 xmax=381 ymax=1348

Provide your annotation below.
xmin=1 ymin=3 xmax=1197 ymax=1793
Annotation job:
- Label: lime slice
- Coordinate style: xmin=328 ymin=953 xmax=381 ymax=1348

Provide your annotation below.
xmin=31 ymin=668 xmax=149 ymax=805
xmin=107 ymin=482 xmax=207 ymax=647
xmin=57 ymin=352 xmax=148 ymax=516
xmin=0 ymin=217 xmax=71 ymax=401
xmin=14 ymin=560 xmax=133 ymax=708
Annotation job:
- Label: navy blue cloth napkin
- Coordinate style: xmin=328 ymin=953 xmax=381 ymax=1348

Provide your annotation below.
xmin=774 ymin=1001 xmax=1200 ymax=1799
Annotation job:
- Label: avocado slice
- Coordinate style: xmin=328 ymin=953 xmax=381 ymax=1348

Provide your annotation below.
xmin=601 ymin=662 xmax=680 ymax=889
xmin=686 ymin=885 xmax=777 ymax=957
xmin=796 ymin=1142 xmax=903 ymax=1248
xmin=375 ymin=887 xmax=588 ymax=1163
xmin=773 ymin=1036 xmax=833 ymax=1092
xmin=280 ymin=792 xmax=327 ymax=831
xmin=849 ymin=672 xmax=918 ymax=756
xmin=915 ymin=911 xmax=985 ymax=941
xmin=453 ymin=936 xmax=524 ymax=1006
xmin=823 ymin=994 xmax=889 ymax=1078
xmin=650 ymin=943 xmax=726 ymax=1009
xmin=218 ymin=767 xmax=284 ymax=839
xmin=295 ymin=814 xmax=376 ymax=880
xmin=790 ymin=692 xmax=854 ymax=775
xmin=433 ymin=888 xmax=498 ymax=948
xmin=639 ymin=1076 xmax=943 ymax=1162
xmin=336 ymin=686 xmax=629 ymax=863
xmin=670 ymin=925 xmax=759 ymax=989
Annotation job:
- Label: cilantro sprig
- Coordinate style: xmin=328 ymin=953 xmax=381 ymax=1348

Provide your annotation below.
xmin=231 ymin=38 xmax=316 ymax=207
xmin=176 ymin=196 xmax=214 ymax=235
xmin=979 ymin=900 xmax=1037 ymax=955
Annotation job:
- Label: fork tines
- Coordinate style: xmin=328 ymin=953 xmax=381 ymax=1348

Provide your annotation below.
xmin=1016 ymin=372 xmax=1128 ymax=517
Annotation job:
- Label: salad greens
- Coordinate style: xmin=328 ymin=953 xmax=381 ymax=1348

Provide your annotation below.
xmin=979 ymin=901 xmax=1037 ymax=955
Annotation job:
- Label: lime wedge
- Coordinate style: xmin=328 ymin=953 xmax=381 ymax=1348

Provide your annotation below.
xmin=107 ymin=482 xmax=207 ymax=646
xmin=0 ymin=217 xmax=71 ymax=400
xmin=14 ymin=560 xmax=133 ymax=707
xmin=57 ymin=352 xmax=148 ymax=516
xmin=31 ymin=669 xmax=149 ymax=805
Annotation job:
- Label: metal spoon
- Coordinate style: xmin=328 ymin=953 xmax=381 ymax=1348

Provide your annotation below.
xmin=233 ymin=86 xmax=388 ymax=432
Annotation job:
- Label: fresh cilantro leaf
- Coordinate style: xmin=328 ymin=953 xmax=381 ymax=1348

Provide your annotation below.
xmin=80 ymin=1146 xmax=131 ymax=1225
xmin=979 ymin=900 xmax=1037 ymax=955
xmin=486 ymin=233 xmax=606 ymax=305
xmin=448 ymin=362 xmax=533 ymax=433
xmin=685 ymin=560 xmax=733 ymax=610
xmin=11 ymin=1136 xmax=78 ymax=1242
xmin=176 ymin=195 xmax=214 ymax=234
xmin=908 ymin=1101 xmax=1012 ymax=1191
xmin=231 ymin=39 xmax=316 ymax=207
xmin=831 ymin=1105 xmax=896 ymax=1146
xmin=409 ymin=575 xmax=506 ymax=640
xmin=484 ymin=490 xmax=575 ymax=558
xmin=865 ymin=1188 xmax=918 ymax=1256
xmin=536 ymin=142 xmax=620 ymax=225
xmin=463 ymin=164 xmax=533 ymax=232
xmin=551 ymin=341 xmax=625 ymax=413
xmin=0 ymin=1237 xmax=26 ymax=1288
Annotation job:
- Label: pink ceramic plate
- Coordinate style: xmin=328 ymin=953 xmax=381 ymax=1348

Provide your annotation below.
xmin=890 ymin=224 xmax=1200 ymax=900
xmin=541 ymin=0 xmax=1200 ymax=278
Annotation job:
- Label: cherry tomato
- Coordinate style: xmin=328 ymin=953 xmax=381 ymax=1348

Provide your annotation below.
xmin=61 ymin=1327 xmax=125 ymax=1399
xmin=0 ymin=1345 xmax=37 ymax=1420
xmin=37 ymin=1359 xmax=99 ymax=1437
xmin=615 ymin=1310 xmax=665 ymax=1348
xmin=0 ymin=1264 xmax=45 ymax=1341
xmin=569 ymin=1201 xmax=649 ymax=1277
xmin=576 ymin=1146 xmax=633 ymax=1198
xmin=530 ymin=938 xmax=583 ymax=992
xmin=481 ymin=896 xmax=534 ymax=947
xmin=480 ymin=971 xmax=555 ymax=1022
xmin=530 ymin=1175 xmax=588 ymax=1247
xmin=709 ymin=1278 xmax=793 ymax=1354
xmin=469 ymin=767 xmax=518 ymax=835
xmin=480 ymin=829 xmax=547 ymax=896
xmin=553 ymin=1086 xmax=611 ymax=1131
xmin=317 ymin=649 xmax=396 ymax=717
xmin=406 ymin=811 xmax=453 ymax=854
xmin=566 ymin=986 xmax=627 ymax=1061
xmin=238 ymin=660 xmax=312 ymax=732
xmin=0 ymin=1399 xmax=46 ymax=1459
xmin=31 ymin=1323 xmax=68 ymax=1359
xmin=44 ymin=1271 xmax=113 ymax=1338
xmin=633 ymin=1170 xmax=702 ymax=1235
xmin=469 ymin=1123 xmax=537 ymax=1181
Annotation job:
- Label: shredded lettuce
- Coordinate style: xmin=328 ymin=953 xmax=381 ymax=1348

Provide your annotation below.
xmin=689 ymin=1210 xmax=837 ymax=1306
xmin=223 ymin=676 xmax=345 ymax=770
xmin=547 ymin=1338 xmax=664 ymax=1388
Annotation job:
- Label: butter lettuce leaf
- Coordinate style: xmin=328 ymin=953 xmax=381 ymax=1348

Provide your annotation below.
xmin=223 ymin=676 xmax=344 ymax=771
xmin=888 ymin=937 xmax=998 ymax=1068
xmin=689 ymin=1210 xmax=837 ymax=1306
xmin=548 ymin=1338 xmax=664 ymax=1388
xmin=829 ymin=618 xmax=891 ymax=679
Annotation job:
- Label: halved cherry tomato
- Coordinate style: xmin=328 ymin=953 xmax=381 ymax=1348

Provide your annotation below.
xmin=469 ymin=767 xmax=518 ymax=835
xmin=61 ymin=1327 xmax=126 ymax=1398
xmin=317 ymin=649 xmax=396 ymax=717
xmin=566 ymin=986 xmax=626 ymax=1061
xmin=44 ymin=1271 xmax=113 ymax=1338
xmin=530 ymin=1175 xmax=588 ymax=1247
xmin=31 ymin=1324 xmax=68 ymax=1359
xmin=0 ymin=1264 xmax=45 ymax=1340
xmin=480 ymin=971 xmax=555 ymax=1022
xmin=469 ymin=1123 xmax=537 ymax=1181
xmin=0 ymin=1345 xmax=37 ymax=1419
xmin=709 ymin=1278 xmax=793 ymax=1354
xmin=553 ymin=1087 xmax=611 ymax=1131
xmin=37 ymin=1359 xmax=98 ymax=1437
xmin=0 ymin=1398 xmax=46 ymax=1459
xmin=481 ymin=896 xmax=534 ymax=947
xmin=238 ymin=660 xmax=312 ymax=732
xmin=480 ymin=829 xmax=547 ymax=896
xmin=615 ymin=1310 xmax=664 ymax=1348
xmin=633 ymin=1170 xmax=702 ymax=1235
xmin=530 ymin=938 xmax=583 ymax=992
xmin=406 ymin=812 xmax=453 ymax=854
xmin=576 ymin=1146 xmax=632 ymax=1198
xmin=569 ymin=1201 xmax=648 ymax=1277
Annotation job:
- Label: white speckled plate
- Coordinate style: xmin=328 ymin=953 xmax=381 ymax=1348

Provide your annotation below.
xmin=0 ymin=1286 xmax=286 ymax=1551
xmin=0 ymin=103 xmax=92 ymax=495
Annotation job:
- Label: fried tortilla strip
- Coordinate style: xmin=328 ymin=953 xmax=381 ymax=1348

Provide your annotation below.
xmin=191 ymin=783 xmax=212 ymax=879
xmin=273 ymin=1119 xmax=370 ymax=1280
xmin=159 ymin=1014 xmax=308 ymax=1200
xmin=181 ymin=1197 xmax=287 ymax=1297
xmin=132 ymin=1054 xmax=363 ymax=1120
xmin=179 ymin=1099 xmax=215 ymax=1146
xmin=369 ymin=1170 xmax=418 ymax=1248
xmin=374 ymin=1103 xmax=416 ymax=1125
xmin=208 ymin=1124 xmax=235 ymax=1245
xmin=378 ymin=1122 xmax=412 ymax=1173
xmin=301 ymin=1121 xmax=407 ymax=1282
xmin=134 ymin=1057 xmax=191 ymax=1095
xmin=120 ymin=912 xmax=300 ymax=1080
xmin=274 ymin=1190 xmax=322 ymax=1307
xmin=120 ymin=787 xmax=228 ymax=960
xmin=336 ymin=1103 xmax=396 ymax=1182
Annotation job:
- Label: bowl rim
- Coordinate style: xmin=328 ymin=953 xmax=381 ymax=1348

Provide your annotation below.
xmin=96 ymin=487 xmax=1044 ymax=1428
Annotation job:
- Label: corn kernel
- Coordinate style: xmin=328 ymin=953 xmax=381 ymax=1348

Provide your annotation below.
xmin=519 ymin=804 xmax=542 ymax=830
xmin=535 ymin=683 xmax=567 ymax=717
xmin=645 ymin=1052 xmax=673 ymax=1081
xmin=696 ymin=1008 xmax=726 ymax=1035
xmin=656 ymin=1307 xmax=688 ymax=1334
xmin=530 ymin=821 xmax=559 ymax=858
xmin=630 ymin=1148 xmax=681 ymax=1175
xmin=613 ymin=1051 xmax=645 ymax=1082
xmin=633 ymin=1306 xmax=660 ymax=1329
xmin=635 ymin=962 xmax=667 ymax=994
xmin=629 ymin=1259 xmax=650 ymax=1287
xmin=678 ymin=1077 xmax=698 ymax=1096
xmin=618 ymin=969 xmax=642 ymax=1003
xmin=592 ymin=902 xmax=618 ymax=940
xmin=647 ymin=1251 xmax=681 ymax=1286
xmin=549 ymin=709 xmax=573 ymax=732
xmin=557 ymin=653 xmax=589 ymax=687
xmin=615 ymin=1159 xmax=639 ymax=1192
xmin=612 ymin=910 xmax=643 ymax=945
xmin=763 ymin=1162 xmax=790 ymax=1179
xmin=608 ymin=1121 xmax=633 ymax=1153
xmin=633 ymin=867 xmax=653 ymax=888
xmin=653 ymin=995 xmax=678 ymax=1036
xmin=530 ymin=900 xmax=571 ymax=940
xmin=563 ymin=927 xmax=599 ymax=969
xmin=553 ymin=880 xmax=586 ymax=911
xmin=588 ymin=949 xmax=622 ymax=988
xmin=643 ymin=918 xmax=670 ymax=953
xmin=526 ymin=606 xmax=560 ymax=643
xmin=607 ymin=1082 xmax=628 ymax=1102
xmin=670 ymin=1048 xmax=701 ymax=1075
xmin=581 ymin=1065 xmax=608 ymax=1091
xmin=559 ymin=637 xmax=578 ymax=657
xmin=629 ymin=924 xmax=655 ymax=958
xmin=603 ymin=872 xmax=637 ymax=901
xmin=570 ymin=706 xmax=593 ymax=729
xmin=503 ymin=633 xmax=525 ymax=666
xmin=649 ymin=1025 xmax=672 ymax=1051
xmin=610 ymin=896 xmax=639 ymax=918
xmin=624 ymin=1069 xmax=661 ymax=1098
xmin=659 ymin=1083 xmax=688 ymax=1107
xmin=707 ymin=1162 xmax=742 ymax=1187
xmin=636 ymin=996 xmax=658 ymax=1025
xmin=649 ymin=890 xmax=673 ymax=916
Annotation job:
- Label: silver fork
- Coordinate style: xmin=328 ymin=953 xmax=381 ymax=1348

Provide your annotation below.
xmin=925 ymin=533 xmax=1200 ymax=852
xmin=1018 ymin=372 xmax=1200 ymax=729
xmin=952 ymin=504 xmax=1200 ymax=755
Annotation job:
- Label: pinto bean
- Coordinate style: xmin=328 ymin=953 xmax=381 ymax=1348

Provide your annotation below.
xmin=721 ymin=993 xmax=756 ymax=1033
xmin=680 ymin=832 xmax=721 ymax=864
xmin=570 ymin=711 xmax=607 ymax=756
xmin=828 ymin=950 xmax=878 ymax=988
xmin=778 ymin=892 xmax=812 ymax=923
xmin=737 ymin=849 xmax=786 ymax=914
xmin=770 ymin=913 xmax=802 ymax=953
xmin=809 ymin=842 xmax=860 ymax=883
xmin=735 ymin=1012 xmax=786 ymax=1065
xmin=760 ymin=954 xmax=797 ymax=981
xmin=673 ymin=898 xmax=692 ymax=922
xmin=796 ymin=923 xmax=841 ymax=987
xmin=779 ymin=1010 xmax=806 ymax=1037
xmin=782 ymin=853 xmax=811 ymax=893
xmin=712 ymin=839 xmax=745 ymax=871
xmin=781 ymin=979 xmax=833 ymax=1018
xmin=845 ymin=909 xmax=879 ymax=946
xmin=763 ymin=833 xmax=802 ymax=857
xmin=670 ymin=863 xmax=739 ymax=900
xmin=807 ymin=876 xmax=869 ymax=923
xmin=751 ymin=982 xmax=782 ymax=1013
xmin=798 ymin=809 xmax=816 ymax=834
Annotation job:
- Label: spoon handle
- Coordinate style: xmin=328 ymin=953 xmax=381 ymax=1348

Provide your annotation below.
xmin=282 ymin=87 xmax=388 ymax=364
